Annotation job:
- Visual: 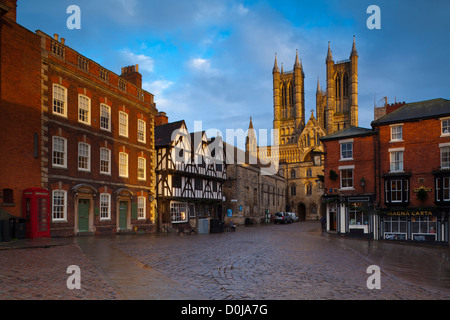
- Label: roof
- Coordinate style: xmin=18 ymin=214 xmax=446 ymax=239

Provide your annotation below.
xmin=154 ymin=120 xmax=186 ymax=147
xmin=371 ymin=98 xmax=450 ymax=126
xmin=320 ymin=126 xmax=374 ymax=141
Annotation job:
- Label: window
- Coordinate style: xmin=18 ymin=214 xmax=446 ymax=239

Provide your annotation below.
xmin=306 ymin=183 xmax=312 ymax=196
xmin=52 ymin=136 xmax=67 ymax=168
xmin=390 ymin=125 xmax=403 ymax=141
xmin=171 ymin=202 xmax=188 ymax=223
xmin=119 ymin=152 xmax=128 ymax=178
xmin=78 ymin=95 xmax=91 ymax=125
xmin=349 ymin=205 xmax=368 ymax=226
xmin=412 ymin=216 xmax=437 ymax=238
xmin=306 ymin=169 xmax=312 ymax=177
xmin=52 ymin=190 xmax=67 ymax=221
xmin=100 ymin=104 xmax=111 ymax=131
xmin=100 ymin=148 xmax=111 ymax=175
xmin=383 ymin=217 xmax=407 ymax=239
xmin=441 ymin=146 xmax=450 ymax=169
xmin=119 ymin=112 xmax=128 ymax=137
xmin=78 ymin=143 xmax=91 ymax=172
xmin=100 ymin=193 xmax=111 ymax=220
xmin=385 ymin=179 xmax=409 ymax=204
xmin=53 ymin=84 xmax=67 ymax=117
xmin=390 ymin=150 xmax=404 ymax=172
xmin=118 ymin=78 xmax=127 ymax=91
xmin=442 ymin=119 xmax=450 ymax=135
xmin=438 ymin=177 xmax=450 ymax=201
xmin=290 ymin=185 xmax=296 ymax=196
xmin=2 ymin=189 xmax=14 ymax=204
xmin=138 ymin=157 xmax=146 ymax=180
xmin=340 ymin=142 xmax=353 ymax=160
xmin=137 ymin=119 xmax=146 ymax=143
xmin=340 ymin=168 xmax=354 ymax=189
xmin=172 ymin=176 xmax=182 ymax=189
xmin=290 ymin=169 xmax=296 ymax=179
xmin=138 ymin=197 xmax=146 ymax=220
xmin=195 ymin=179 xmax=203 ymax=191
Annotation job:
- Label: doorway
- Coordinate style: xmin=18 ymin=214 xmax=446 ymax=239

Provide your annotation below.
xmin=119 ymin=201 xmax=128 ymax=231
xmin=78 ymin=199 xmax=90 ymax=233
xmin=298 ymin=203 xmax=306 ymax=221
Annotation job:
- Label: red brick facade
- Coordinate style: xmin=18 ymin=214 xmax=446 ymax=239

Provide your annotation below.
xmin=0 ymin=1 xmax=42 ymax=218
xmin=37 ymin=31 xmax=158 ymax=236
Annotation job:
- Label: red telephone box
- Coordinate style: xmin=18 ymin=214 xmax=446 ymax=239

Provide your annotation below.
xmin=22 ymin=188 xmax=51 ymax=239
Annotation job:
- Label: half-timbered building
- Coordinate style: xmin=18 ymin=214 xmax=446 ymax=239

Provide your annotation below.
xmin=155 ymin=116 xmax=226 ymax=232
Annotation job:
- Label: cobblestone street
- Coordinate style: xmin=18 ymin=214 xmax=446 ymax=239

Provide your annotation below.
xmin=1 ymin=221 xmax=450 ymax=300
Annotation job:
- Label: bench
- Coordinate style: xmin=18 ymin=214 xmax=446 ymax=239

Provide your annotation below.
xmin=224 ymin=222 xmax=236 ymax=232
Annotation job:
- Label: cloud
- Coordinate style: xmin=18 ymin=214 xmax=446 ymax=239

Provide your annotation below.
xmin=120 ymin=49 xmax=155 ymax=73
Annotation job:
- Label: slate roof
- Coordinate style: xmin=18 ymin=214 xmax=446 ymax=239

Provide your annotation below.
xmin=371 ymin=98 xmax=450 ymax=126
xmin=320 ymin=126 xmax=374 ymax=141
xmin=154 ymin=120 xmax=186 ymax=147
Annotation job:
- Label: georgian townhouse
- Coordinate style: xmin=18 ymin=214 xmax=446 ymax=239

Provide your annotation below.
xmin=321 ymin=127 xmax=377 ymax=237
xmin=372 ymin=98 xmax=450 ymax=244
xmin=38 ymin=31 xmax=158 ymax=236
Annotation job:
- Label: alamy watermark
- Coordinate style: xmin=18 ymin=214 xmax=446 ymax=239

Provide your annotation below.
xmin=367 ymin=5 xmax=381 ymax=30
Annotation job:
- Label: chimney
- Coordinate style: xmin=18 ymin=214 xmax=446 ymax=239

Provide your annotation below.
xmin=386 ymin=101 xmax=406 ymax=115
xmin=155 ymin=112 xmax=168 ymax=126
xmin=0 ymin=0 xmax=17 ymax=22
xmin=120 ymin=64 xmax=142 ymax=88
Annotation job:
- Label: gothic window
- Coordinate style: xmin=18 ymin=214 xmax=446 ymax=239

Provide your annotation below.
xmin=289 ymin=84 xmax=294 ymax=106
xmin=281 ymin=84 xmax=287 ymax=107
xmin=335 ymin=74 xmax=341 ymax=100
xmin=343 ymin=73 xmax=349 ymax=97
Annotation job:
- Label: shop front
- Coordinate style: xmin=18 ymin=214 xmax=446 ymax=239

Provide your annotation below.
xmin=380 ymin=208 xmax=449 ymax=244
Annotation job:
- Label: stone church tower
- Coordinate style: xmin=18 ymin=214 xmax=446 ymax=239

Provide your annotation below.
xmin=316 ymin=36 xmax=359 ymax=134
xmin=266 ymin=38 xmax=359 ymax=220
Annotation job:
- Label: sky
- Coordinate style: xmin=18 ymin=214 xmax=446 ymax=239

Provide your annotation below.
xmin=18 ymin=0 xmax=450 ymax=146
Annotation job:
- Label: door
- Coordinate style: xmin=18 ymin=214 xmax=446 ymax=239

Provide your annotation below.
xmin=119 ymin=201 xmax=128 ymax=230
xmin=298 ymin=203 xmax=306 ymax=221
xmin=78 ymin=199 xmax=90 ymax=233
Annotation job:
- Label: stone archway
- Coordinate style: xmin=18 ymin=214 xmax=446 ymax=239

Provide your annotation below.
xmin=298 ymin=203 xmax=306 ymax=221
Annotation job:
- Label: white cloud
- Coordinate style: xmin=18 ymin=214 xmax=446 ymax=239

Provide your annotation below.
xmin=120 ymin=49 xmax=155 ymax=73
xmin=143 ymin=79 xmax=174 ymax=97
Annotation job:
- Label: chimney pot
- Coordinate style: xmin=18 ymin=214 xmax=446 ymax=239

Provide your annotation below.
xmin=54 ymin=34 xmax=59 ymax=41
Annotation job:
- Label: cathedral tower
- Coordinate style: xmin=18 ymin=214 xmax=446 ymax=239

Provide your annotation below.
xmin=318 ymin=37 xmax=359 ymax=134
xmin=272 ymin=50 xmax=305 ymax=147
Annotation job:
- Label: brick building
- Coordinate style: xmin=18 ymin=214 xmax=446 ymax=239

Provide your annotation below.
xmin=321 ymin=127 xmax=376 ymax=236
xmin=0 ymin=0 xmax=42 ymax=229
xmin=37 ymin=30 xmax=158 ymax=236
xmin=372 ymin=98 xmax=450 ymax=244
xmin=321 ymin=98 xmax=450 ymax=245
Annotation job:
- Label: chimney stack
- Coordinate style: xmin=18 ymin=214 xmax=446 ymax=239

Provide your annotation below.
xmin=120 ymin=64 xmax=142 ymax=88
xmin=155 ymin=112 xmax=169 ymax=126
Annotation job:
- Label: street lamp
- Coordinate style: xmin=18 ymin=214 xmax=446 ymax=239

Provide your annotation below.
xmin=360 ymin=177 xmax=366 ymax=192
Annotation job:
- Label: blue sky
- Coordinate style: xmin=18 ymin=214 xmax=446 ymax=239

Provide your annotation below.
xmin=18 ymin=0 xmax=450 ymax=144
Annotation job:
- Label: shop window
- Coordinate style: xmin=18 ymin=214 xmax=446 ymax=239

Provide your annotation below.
xmin=348 ymin=206 xmax=368 ymax=226
xmin=383 ymin=217 xmax=407 ymax=240
xmin=411 ymin=216 xmax=437 ymax=239
xmin=171 ymin=202 xmax=188 ymax=223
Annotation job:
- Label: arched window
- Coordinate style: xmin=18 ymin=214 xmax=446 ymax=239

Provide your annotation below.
xmin=291 ymin=169 xmax=296 ymax=179
xmin=290 ymin=184 xmax=296 ymax=196
xmin=306 ymin=183 xmax=312 ymax=196
xmin=343 ymin=73 xmax=349 ymax=97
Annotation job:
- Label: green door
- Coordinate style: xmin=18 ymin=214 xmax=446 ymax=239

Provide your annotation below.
xmin=78 ymin=199 xmax=90 ymax=232
xmin=119 ymin=201 xmax=128 ymax=230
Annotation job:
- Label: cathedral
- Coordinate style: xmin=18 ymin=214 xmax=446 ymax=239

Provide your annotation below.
xmin=254 ymin=37 xmax=359 ymax=220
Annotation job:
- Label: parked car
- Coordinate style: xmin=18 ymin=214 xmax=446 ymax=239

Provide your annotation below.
xmin=286 ymin=212 xmax=299 ymax=222
xmin=273 ymin=212 xmax=292 ymax=224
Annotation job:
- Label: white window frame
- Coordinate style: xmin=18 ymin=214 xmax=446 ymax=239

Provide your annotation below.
xmin=100 ymin=148 xmax=111 ymax=175
xmin=100 ymin=104 xmax=111 ymax=131
xmin=99 ymin=193 xmax=111 ymax=220
xmin=339 ymin=139 xmax=353 ymax=161
xmin=138 ymin=196 xmax=146 ymax=220
xmin=390 ymin=124 xmax=403 ymax=142
xmin=390 ymin=179 xmax=403 ymax=203
xmin=138 ymin=157 xmax=146 ymax=181
xmin=119 ymin=152 xmax=129 ymax=178
xmin=137 ymin=119 xmax=146 ymax=143
xmin=441 ymin=118 xmax=450 ymax=136
xmin=78 ymin=142 xmax=91 ymax=172
xmin=52 ymin=136 xmax=67 ymax=168
xmin=78 ymin=94 xmax=91 ymax=125
xmin=52 ymin=190 xmax=67 ymax=222
xmin=445 ymin=177 xmax=450 ymax=201
xmin=339 ymin=165 xmax=354 ymax=190
xmin=52 ymin=84 xmax=67 ymax=118
xmin=119 ymin=111 xmax=129 ymax=138
xmin=389 ymin=148 xmax=404 ymax=173
xmin=440 ymin=143 xmax=450 ymax=169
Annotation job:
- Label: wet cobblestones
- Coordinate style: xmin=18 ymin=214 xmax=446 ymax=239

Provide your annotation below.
xmin=1 ymin=221 xmax=450 ymax=300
